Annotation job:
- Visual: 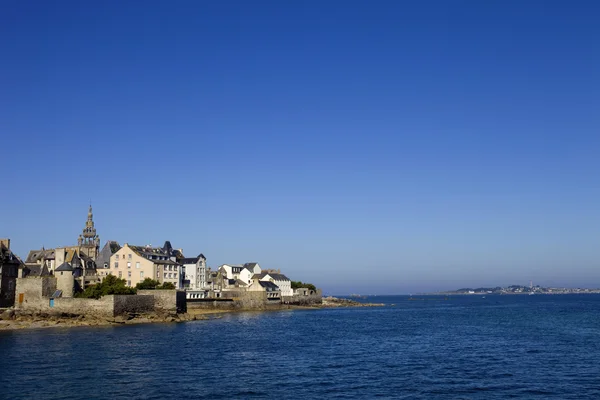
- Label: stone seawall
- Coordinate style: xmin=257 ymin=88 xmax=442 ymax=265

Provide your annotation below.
xmin=15 ymin=278 xmax=158 ymax=317
xmin=282 ymin=293 xmax=323 ymax=305
xmin=15 ymin=277 xmax=57 ymax=312
xmin=113 ymin=295 xmax=154 ymax=315
xmin=52 ymin=297 xmax=113 ymax=317
xmin=137 ymin=290 xmax=187 ymax=313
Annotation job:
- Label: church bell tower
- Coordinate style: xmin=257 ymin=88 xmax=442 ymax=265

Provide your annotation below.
xmin=79 ymin=204 xmax=100 ymax=259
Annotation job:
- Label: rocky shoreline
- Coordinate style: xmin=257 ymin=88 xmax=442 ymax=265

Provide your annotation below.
xmin=0 ymin=308 xmax=206 ymax=331
xmin=320 ymin=296 xmax=385 ymax=307
xmin=0 ymin=297 xmax=384 ymax=331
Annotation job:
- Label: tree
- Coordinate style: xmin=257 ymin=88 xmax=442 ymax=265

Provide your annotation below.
xmin=134 ymin=278 xmax=176 ymax=290
xmin=75 ymin=275 xmax=136 ymax=299
xmin=158 ymin=282 xmax=176 ymax=290
xmin=291 ymin=281 xmax=316 ymax=291
xmin=136 ymin=278 xmax=161 ymax=290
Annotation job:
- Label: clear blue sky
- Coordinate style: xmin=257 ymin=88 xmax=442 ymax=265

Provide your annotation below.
xmin=1 ymin=0 xmax=599 ymax=294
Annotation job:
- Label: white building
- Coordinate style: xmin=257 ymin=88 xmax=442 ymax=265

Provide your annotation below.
xmin=243 ymin=262 xmax=262 ymax=275
xmin=181 ymin=254 xmax=207 ymax=290
xmin=219 ymin=264 xmax=255 ymax=286
xmin=255 ymin=271 xmax=293 ymax=297
xmin=182 ymin=254 xmax=208 ymax=299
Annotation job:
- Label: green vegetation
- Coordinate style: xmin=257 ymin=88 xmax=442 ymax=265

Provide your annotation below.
xmin=135 ymin=278 xmax=161 ymax=290
xmin=75 ymin=275 xmax=136 ymax=299
xmin=159 ymin=282 xmax=176 ymax=290
xmin=135 ymin=278 xmax=176 ymax=290
xmin=291 ymin=281 xmax=317 ymax=291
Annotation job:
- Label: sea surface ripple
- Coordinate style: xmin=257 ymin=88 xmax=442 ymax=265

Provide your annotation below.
xmin=2 ymin=294 xmax=600 ymax=399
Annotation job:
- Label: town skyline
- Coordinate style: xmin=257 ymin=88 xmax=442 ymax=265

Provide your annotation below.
xmin=2 ymin=1 xmax=599 ymax=294
xmin=3 ymin=203 xmax=599 ymax=295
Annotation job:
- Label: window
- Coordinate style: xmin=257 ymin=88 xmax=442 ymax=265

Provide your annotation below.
xmin=128 ymin=271 xmax=131 ymax=277
xmin=127 ymin=280 xmax=131 ymax=286
xmin=164 ymin=272 xmax=168 ymax=278
xmin=140 ymin=271 xmax=144 ymax=278
xmin=118 ymin=271 xmax=122 ymax=278
xmin=128 ymin=254 xmax=132 ymax=260
xmin=127 ymin=262 xmax=131 ymax=269
xmin=104 ymin=263 xmax=108 ymax=268
xmin=136 ymin=262 xmax=140 ymax=269
xmin=116 ymin=254 xmax=119 ymax=260
xmin=114 ymin=262 xmax=119 ymax=269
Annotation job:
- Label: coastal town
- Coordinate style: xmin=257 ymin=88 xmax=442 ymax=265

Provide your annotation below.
xmin=0 ymin=206 xmax=335 ymax=327
xmin=439 ymin=284 xmax=600 ymax=295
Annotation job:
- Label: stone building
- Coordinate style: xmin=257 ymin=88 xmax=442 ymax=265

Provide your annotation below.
xmin=24 ymin=205 xmax=101 ymax=273
xmin=0 ymin=238 xmax=22 ymax=307
xmin=254 ymin=270 xmax=293 ymax=297
xmin=181 ymin=253 xmax=208 ymax=298
xmin=247 ymin=278 xmax=281 ymax=301
xmin=95 ymin=241 xmax=121 ymax=277
xmin=77 ymin=204 xmax=101 ymax=259
xmin=106 ymin=242 xmax=184 ymax=289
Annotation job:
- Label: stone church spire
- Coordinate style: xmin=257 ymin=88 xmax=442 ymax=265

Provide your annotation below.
xmin=79 ymin=204 xmax=100 ymax=259
xmin=82 ymin=204 xmax=97 ymax=242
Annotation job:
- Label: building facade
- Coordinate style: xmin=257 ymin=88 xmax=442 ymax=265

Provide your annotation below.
xmin=0 ymin=239 xmax=22 ymax=307
xmin=256 ymin=271 xmax=293 ymax=297
xmin=181 ymin=254 xmax=207 ymax=291
xmin=95 ymin=241 xmax=121 ymax=277
xmin=107 ymin=243 xmax=184 ymax=289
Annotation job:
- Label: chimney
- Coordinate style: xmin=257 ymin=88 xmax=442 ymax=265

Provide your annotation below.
xmin=0 ymin=238 xmax=9 ymax=249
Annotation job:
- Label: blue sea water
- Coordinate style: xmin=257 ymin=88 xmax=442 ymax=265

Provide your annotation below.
xmin=2 ymin=295 xmax=600 ymax=399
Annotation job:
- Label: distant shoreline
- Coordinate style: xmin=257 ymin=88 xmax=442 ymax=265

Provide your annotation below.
xmin=428 ymin=292 xmax=600 ymax=296
xmin=0 ymin=297 xmax=383 ymax=332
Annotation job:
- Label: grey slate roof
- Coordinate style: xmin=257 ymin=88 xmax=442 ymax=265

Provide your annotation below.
xmin=108 ymin=241 xmax=121 ymax=253
xmin=55 ymin=262 xmax=73 ymax=272
xmin=153 ymin=259 xmax=179 ymax=266
xmin=22 ymin=264 xmax=51 ymax=278
xmin=259 ymin=281 xmax=280 ymax=291
xmin=180 ymin=257 xmax=200 ymax=265
xmin=253 ymin=272 xmax=290 ymax=281
xmin=25 ymin=249 xmax=55 ymax=263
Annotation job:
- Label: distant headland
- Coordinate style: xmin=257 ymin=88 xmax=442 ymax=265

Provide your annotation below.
xmin=436 ymin=284 xmax=600 ymax=295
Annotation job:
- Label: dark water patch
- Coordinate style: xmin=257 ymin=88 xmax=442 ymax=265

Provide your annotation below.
xmin=2 ymin=295 xmax=600 ymax=399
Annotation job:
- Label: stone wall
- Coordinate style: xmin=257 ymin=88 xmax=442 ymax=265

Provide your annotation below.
xmin=52 ymin=297 xmax=113 ymax=317
xmin=113 ymin=295 xmax=154 ymax=315
xmin=187 ymin=299 xmax=237 ymax=310
xmin=282 ymin=290 xmax=323 ymax=305
xmin=187 ymin=291 xmax=281 ymax=310
xmin=16 ymin=277 xmax=157 ymax=316
xmin=15 ymin=277 xmax=57 ymax=312
xmin=138 ymin=290 xmax=187 ymax=313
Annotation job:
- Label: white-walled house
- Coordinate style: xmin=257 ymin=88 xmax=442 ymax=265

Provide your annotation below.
xmin=182 ymin=253 xmax=208 ymax=299
xmin=219 ymin=264 xmax=241 ymax=279
xmin=219 ymin=264 xmax=254 ymax=286
xmin=247 ymin=278 xmax=281 ymax=300
xmin=181 ymin=253 xmax=207 ymax=291
xmin=254 ymin=271 xmax=293 ymax=297
xmin=243 ymin=262 xmax=262 ymax=275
